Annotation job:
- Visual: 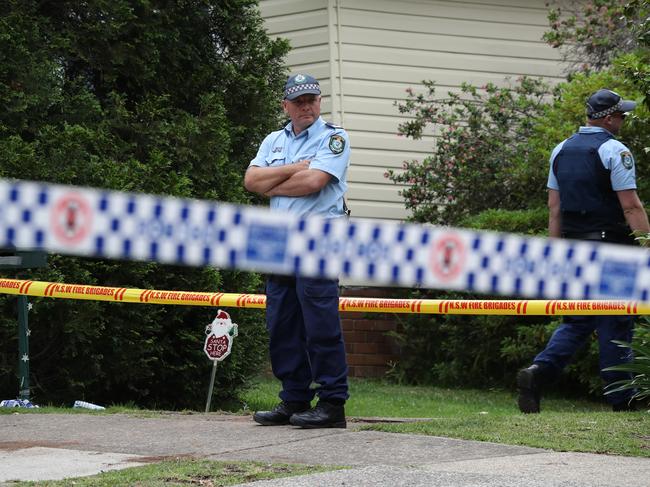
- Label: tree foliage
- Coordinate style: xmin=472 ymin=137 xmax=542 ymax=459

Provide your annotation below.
xmin=544 ymin=0 xmax=646 ymax=73
xmin=0 ymin=0 xmax=289 ymax=409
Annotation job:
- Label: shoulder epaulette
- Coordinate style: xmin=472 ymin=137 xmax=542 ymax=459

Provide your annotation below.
xmin=325 ymin=121 xmax=344 ymax=130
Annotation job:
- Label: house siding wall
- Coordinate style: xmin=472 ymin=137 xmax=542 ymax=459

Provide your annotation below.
xmin=259 ymin=0 xmax=565 ymax=221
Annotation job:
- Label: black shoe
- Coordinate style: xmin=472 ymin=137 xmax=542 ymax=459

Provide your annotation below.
xmin=289 ymin=400 xmax=346 ymax=429
xmin=517 ymin=365 xmax=543 ymax=414
xmin=253 ymin=401 xmax=310 ymax=426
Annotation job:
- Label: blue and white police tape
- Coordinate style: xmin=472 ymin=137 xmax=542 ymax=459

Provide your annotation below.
xmin=0 ymin=178 xmax=648 ymax=302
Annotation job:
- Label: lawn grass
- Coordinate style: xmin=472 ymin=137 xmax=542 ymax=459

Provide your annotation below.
xmin=361 ymin=412 xmax=650 ymax=457
xmin=10 ymin=459 xmax=337 ymax=487
xmin=241 ymin=375 xmax=613 ymax=418
xmin=241 ymin=376 xmax=650 ymax=457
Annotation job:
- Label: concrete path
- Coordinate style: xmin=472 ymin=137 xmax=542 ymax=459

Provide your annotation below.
xmin=0 ymin=413 xmax=648 ymax=486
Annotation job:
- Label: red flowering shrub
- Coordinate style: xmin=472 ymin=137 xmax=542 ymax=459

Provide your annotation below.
xmin=387 ymin=78 xmax=552 ymax=225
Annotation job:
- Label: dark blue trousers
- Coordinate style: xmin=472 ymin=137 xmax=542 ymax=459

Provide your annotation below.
xmin=265 ymin=275 xmax=349 ymax=403
xmin=534 ymin=315 xmax=635 ymax=404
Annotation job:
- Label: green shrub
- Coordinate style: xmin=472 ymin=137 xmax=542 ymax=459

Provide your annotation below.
xmin=460 ymin=208 xmax=548 ymax=235
xmin=0 ymin=0 xmax=287 ymax=409
xmin=0 ymin=259 xmax=268 ymax=410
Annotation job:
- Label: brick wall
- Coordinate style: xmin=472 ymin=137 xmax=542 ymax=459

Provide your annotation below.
xmin=340 ymin=287 xmax=401 ymax=378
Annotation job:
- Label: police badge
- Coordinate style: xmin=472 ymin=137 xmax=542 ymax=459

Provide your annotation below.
xmin=329 ymin=135 xmax=345 ymax=154
xmin=620 ymin=151 xmax=634 ymax=170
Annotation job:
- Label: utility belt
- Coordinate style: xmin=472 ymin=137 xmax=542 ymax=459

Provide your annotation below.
xmin=561 ymin=230 xmax=636 ymax=245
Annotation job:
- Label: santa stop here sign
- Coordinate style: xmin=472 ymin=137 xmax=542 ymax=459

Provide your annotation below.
xmin=203 ymin=309 xmax=238 ymax=362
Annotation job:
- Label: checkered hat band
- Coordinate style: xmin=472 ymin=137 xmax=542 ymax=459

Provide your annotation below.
xmin=0 ymin=179 xmax=648 ymax=302
xmin=285 ymin=83 xmax=319 ymax=97
xmin=589 ymin=100 xmax=623 ymax=118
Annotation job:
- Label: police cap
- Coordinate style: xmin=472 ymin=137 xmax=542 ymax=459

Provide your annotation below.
xmin=284 ymin=74 xmax=321 ymax=100
xmin=586 ymin=89 xmax=637 ymax=119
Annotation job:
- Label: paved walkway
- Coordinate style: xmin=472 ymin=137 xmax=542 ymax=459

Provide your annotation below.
xmin=1 ymin=413 xmax=649 ymax=486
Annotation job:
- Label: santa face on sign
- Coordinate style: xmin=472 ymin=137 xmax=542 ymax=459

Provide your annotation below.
xmin=203 ymin=309 xmax=238 ymax=361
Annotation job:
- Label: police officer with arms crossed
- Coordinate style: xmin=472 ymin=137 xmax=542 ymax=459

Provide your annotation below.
xmin=244 ymin=74 xmax=350 ymax=428
xmin=517 ymin=89 xmax=650 ymax=414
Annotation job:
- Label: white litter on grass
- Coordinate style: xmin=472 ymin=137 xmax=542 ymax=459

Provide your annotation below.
xmin=0 ymin=399 xmax=39 ymax=408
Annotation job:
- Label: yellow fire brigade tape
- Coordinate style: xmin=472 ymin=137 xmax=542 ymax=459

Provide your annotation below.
xmin=0 ymin=278 xmax=648 ymax=316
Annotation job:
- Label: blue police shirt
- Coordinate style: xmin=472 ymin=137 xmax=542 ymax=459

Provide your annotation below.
xmin=249 ymin=117 xmax=350 ymax=218
xmin=547 ymin=126 xmax=637 ymax=191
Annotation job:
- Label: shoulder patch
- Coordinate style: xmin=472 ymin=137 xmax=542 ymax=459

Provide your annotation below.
xmin=620 ymin=151 xmax=634 ymax=170
xmin=329 ymin=134 xmax=345 ymax=154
